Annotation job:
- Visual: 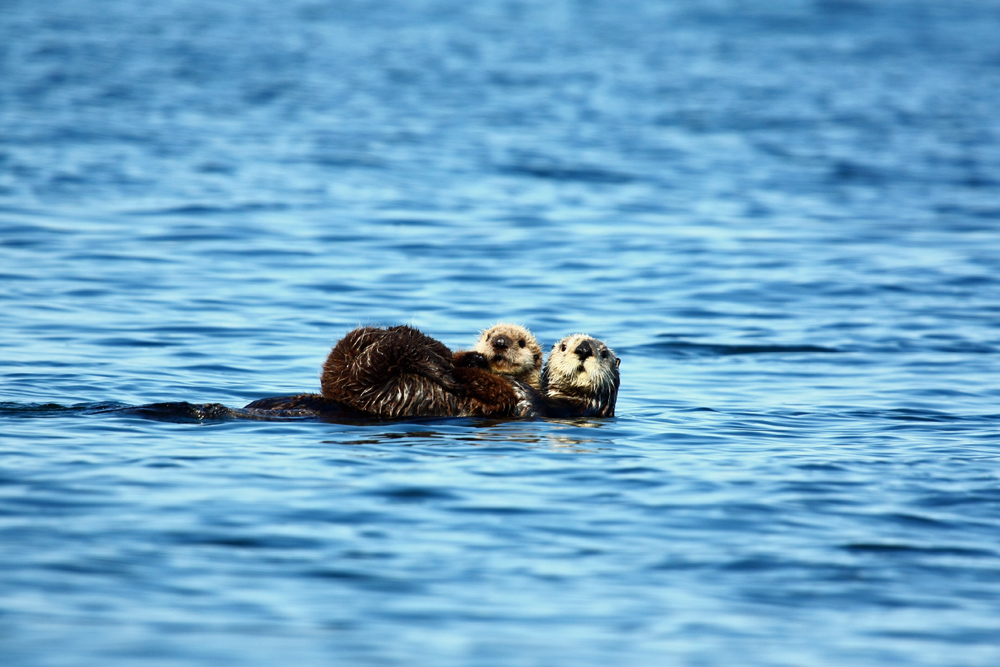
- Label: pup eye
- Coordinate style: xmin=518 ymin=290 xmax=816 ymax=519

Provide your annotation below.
xmin=601 ymin=351 xmax=608 ymax=359
xmin=560 ymin=343 xmax=567 ymax=352
xmin=518 ymin=339 xmax=526 ymax=348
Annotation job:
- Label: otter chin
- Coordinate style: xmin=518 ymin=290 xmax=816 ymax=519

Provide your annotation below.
xmin=471 ymin=323 xmax=543 ymax=389
xmin=541 ymin=334 xmax=620 ymax=417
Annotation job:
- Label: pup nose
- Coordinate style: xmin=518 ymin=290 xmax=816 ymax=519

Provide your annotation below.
xmin=575 ymin=340 xmax=594 ymax=361
xmin=493 ymin=336 xmax=510 ymax=351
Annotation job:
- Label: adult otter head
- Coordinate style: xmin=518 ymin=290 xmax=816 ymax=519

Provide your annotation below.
xmin=541 ymin=334 xmax=620 ymax=417
xmin=472 ymin=323 xmax=543 ymax=389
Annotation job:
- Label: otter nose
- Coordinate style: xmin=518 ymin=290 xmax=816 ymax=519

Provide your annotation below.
xmin=574 ymin=340 xmax=594 ymax=361
xmin=493 ymin=335 xmax=510 ymax=351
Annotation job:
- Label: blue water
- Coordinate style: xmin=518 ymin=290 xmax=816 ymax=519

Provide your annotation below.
xmin=3 ymin=0 xmax=1000 ymax=664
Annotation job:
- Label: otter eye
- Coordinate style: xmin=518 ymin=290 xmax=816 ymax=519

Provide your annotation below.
xmin=601 ymin=351 xmax=608 ymax=359
xmin=518 ymin=339 xmax=526 ymax=348
xmin=560 ymin=343 xmax=567 ymax=352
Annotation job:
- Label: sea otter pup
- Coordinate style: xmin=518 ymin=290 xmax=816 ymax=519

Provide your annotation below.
xmin=318 ymin=325 xmax=536 ymax=418
xmin=472 ymin=323 xmax=543 ymax=389
xmin=541 ymin=334 xmax=620 ymax=417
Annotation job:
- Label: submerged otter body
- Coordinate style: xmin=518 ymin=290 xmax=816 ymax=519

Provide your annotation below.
xmin=243 ymin=393 xmax=360 ymax=417
xmin=541 ymin=334 xmax=620 ymax=417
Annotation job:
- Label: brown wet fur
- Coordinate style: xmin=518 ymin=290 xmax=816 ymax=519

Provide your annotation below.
xmin=320 ymin=325 xmax=521 ymax=418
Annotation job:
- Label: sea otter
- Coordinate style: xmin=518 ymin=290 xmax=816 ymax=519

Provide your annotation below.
xmin=472 ymin=323 xmax=543 ymax=389
xmin=540 ymin=334 xmax=620 ymax=417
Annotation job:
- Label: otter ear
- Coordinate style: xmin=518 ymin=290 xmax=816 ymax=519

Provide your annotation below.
xmin=615 ymin=358 xmax=621 ymax=368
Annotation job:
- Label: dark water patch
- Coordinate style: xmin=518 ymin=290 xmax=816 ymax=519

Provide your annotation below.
xmin=634 ymin=339 xmax=839 ymax=358
xmin=63 ymin=287 xmax=111 ymax=298
xmin=303 ymin=281 xmax=369 ymax=293
xmin=794 ymin=462 xmax=850 ymax=472
xmin=93 ymin=337 xmax=175 ymax=348
xmin=943 ymin=274 xmax=998 ymax=288
xmin=926 ymin=341 xmax=999 ymax=354
xmin=180 ymin=364 xmax=254 ymax=375
xmin=207 ymin=247 xmax=317 ymax=260
xmin=935 ymin=203 xmax=1000 ymax=222
xmin=0 ymin=401 xmax=128 ymax=418
xmin=309 ymin=153 xmax=386 ymax=170
xmin=666 ymin=308 xmax=743 ymax=320
xmin=719 ymin=555 xmax=798 ymax=573
xmin=914 ymin=489 xmax=1000 ymax=510
xmin=839 ymin=408 xmax=967 ymax=423
xmin=140 ymin=459 xmax=186 ymax=469
xmin=828 ymin=159 xmax=888 ymax=186
xmin=369 ymin=486 xmax=461 ymax=503
xmin=448 ymin=505 xmax=549 ymax=516
xmin=62 ymin=252 xmax=177 ymax=264
xmin=815 ymin=0 xmax=874 ymax=17
xmin=195 ymin=161 xmax=236 ymax=174
xmin=149 ymin=324 xmax=259 ymax=336
xmin=166 ymin=531 xmax=323 ymax=551
xmin=842 ymin=543 xmax=997 ymax=558
xmin=884 ymin=512 xmax=954 ymax=529
xmin=304 ymin=568 xmax=422 ymax=593
xmin=0 ymin=494 xmax=116 ymax=515
xmin=378 ymin=218 xmax=446 ymax=228
xmin=498 ymin=163 xmax=636 ymax=184
xmin=126 ymin=203 xmax=291 ymax=217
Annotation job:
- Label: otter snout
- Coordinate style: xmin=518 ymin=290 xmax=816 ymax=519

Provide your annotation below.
xmin=492 ymin=335 xmax=510 ymax=351
xmin=574 ymin=340 xmax=594 ymax=361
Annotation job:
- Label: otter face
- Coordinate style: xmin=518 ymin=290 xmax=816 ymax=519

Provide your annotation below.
xmin=541 ymin=334 xmax=620 ymax=417
xmin=472 ymin=323 xmax=543 ymax=388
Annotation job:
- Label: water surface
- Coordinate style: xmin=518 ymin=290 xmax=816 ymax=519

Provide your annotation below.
xmin=2 ymin=1 xmax=1000 ymax=665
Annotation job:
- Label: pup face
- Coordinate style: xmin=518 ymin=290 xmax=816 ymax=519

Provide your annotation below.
xmin=472 ymin=323 xmax=543 ymax=387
